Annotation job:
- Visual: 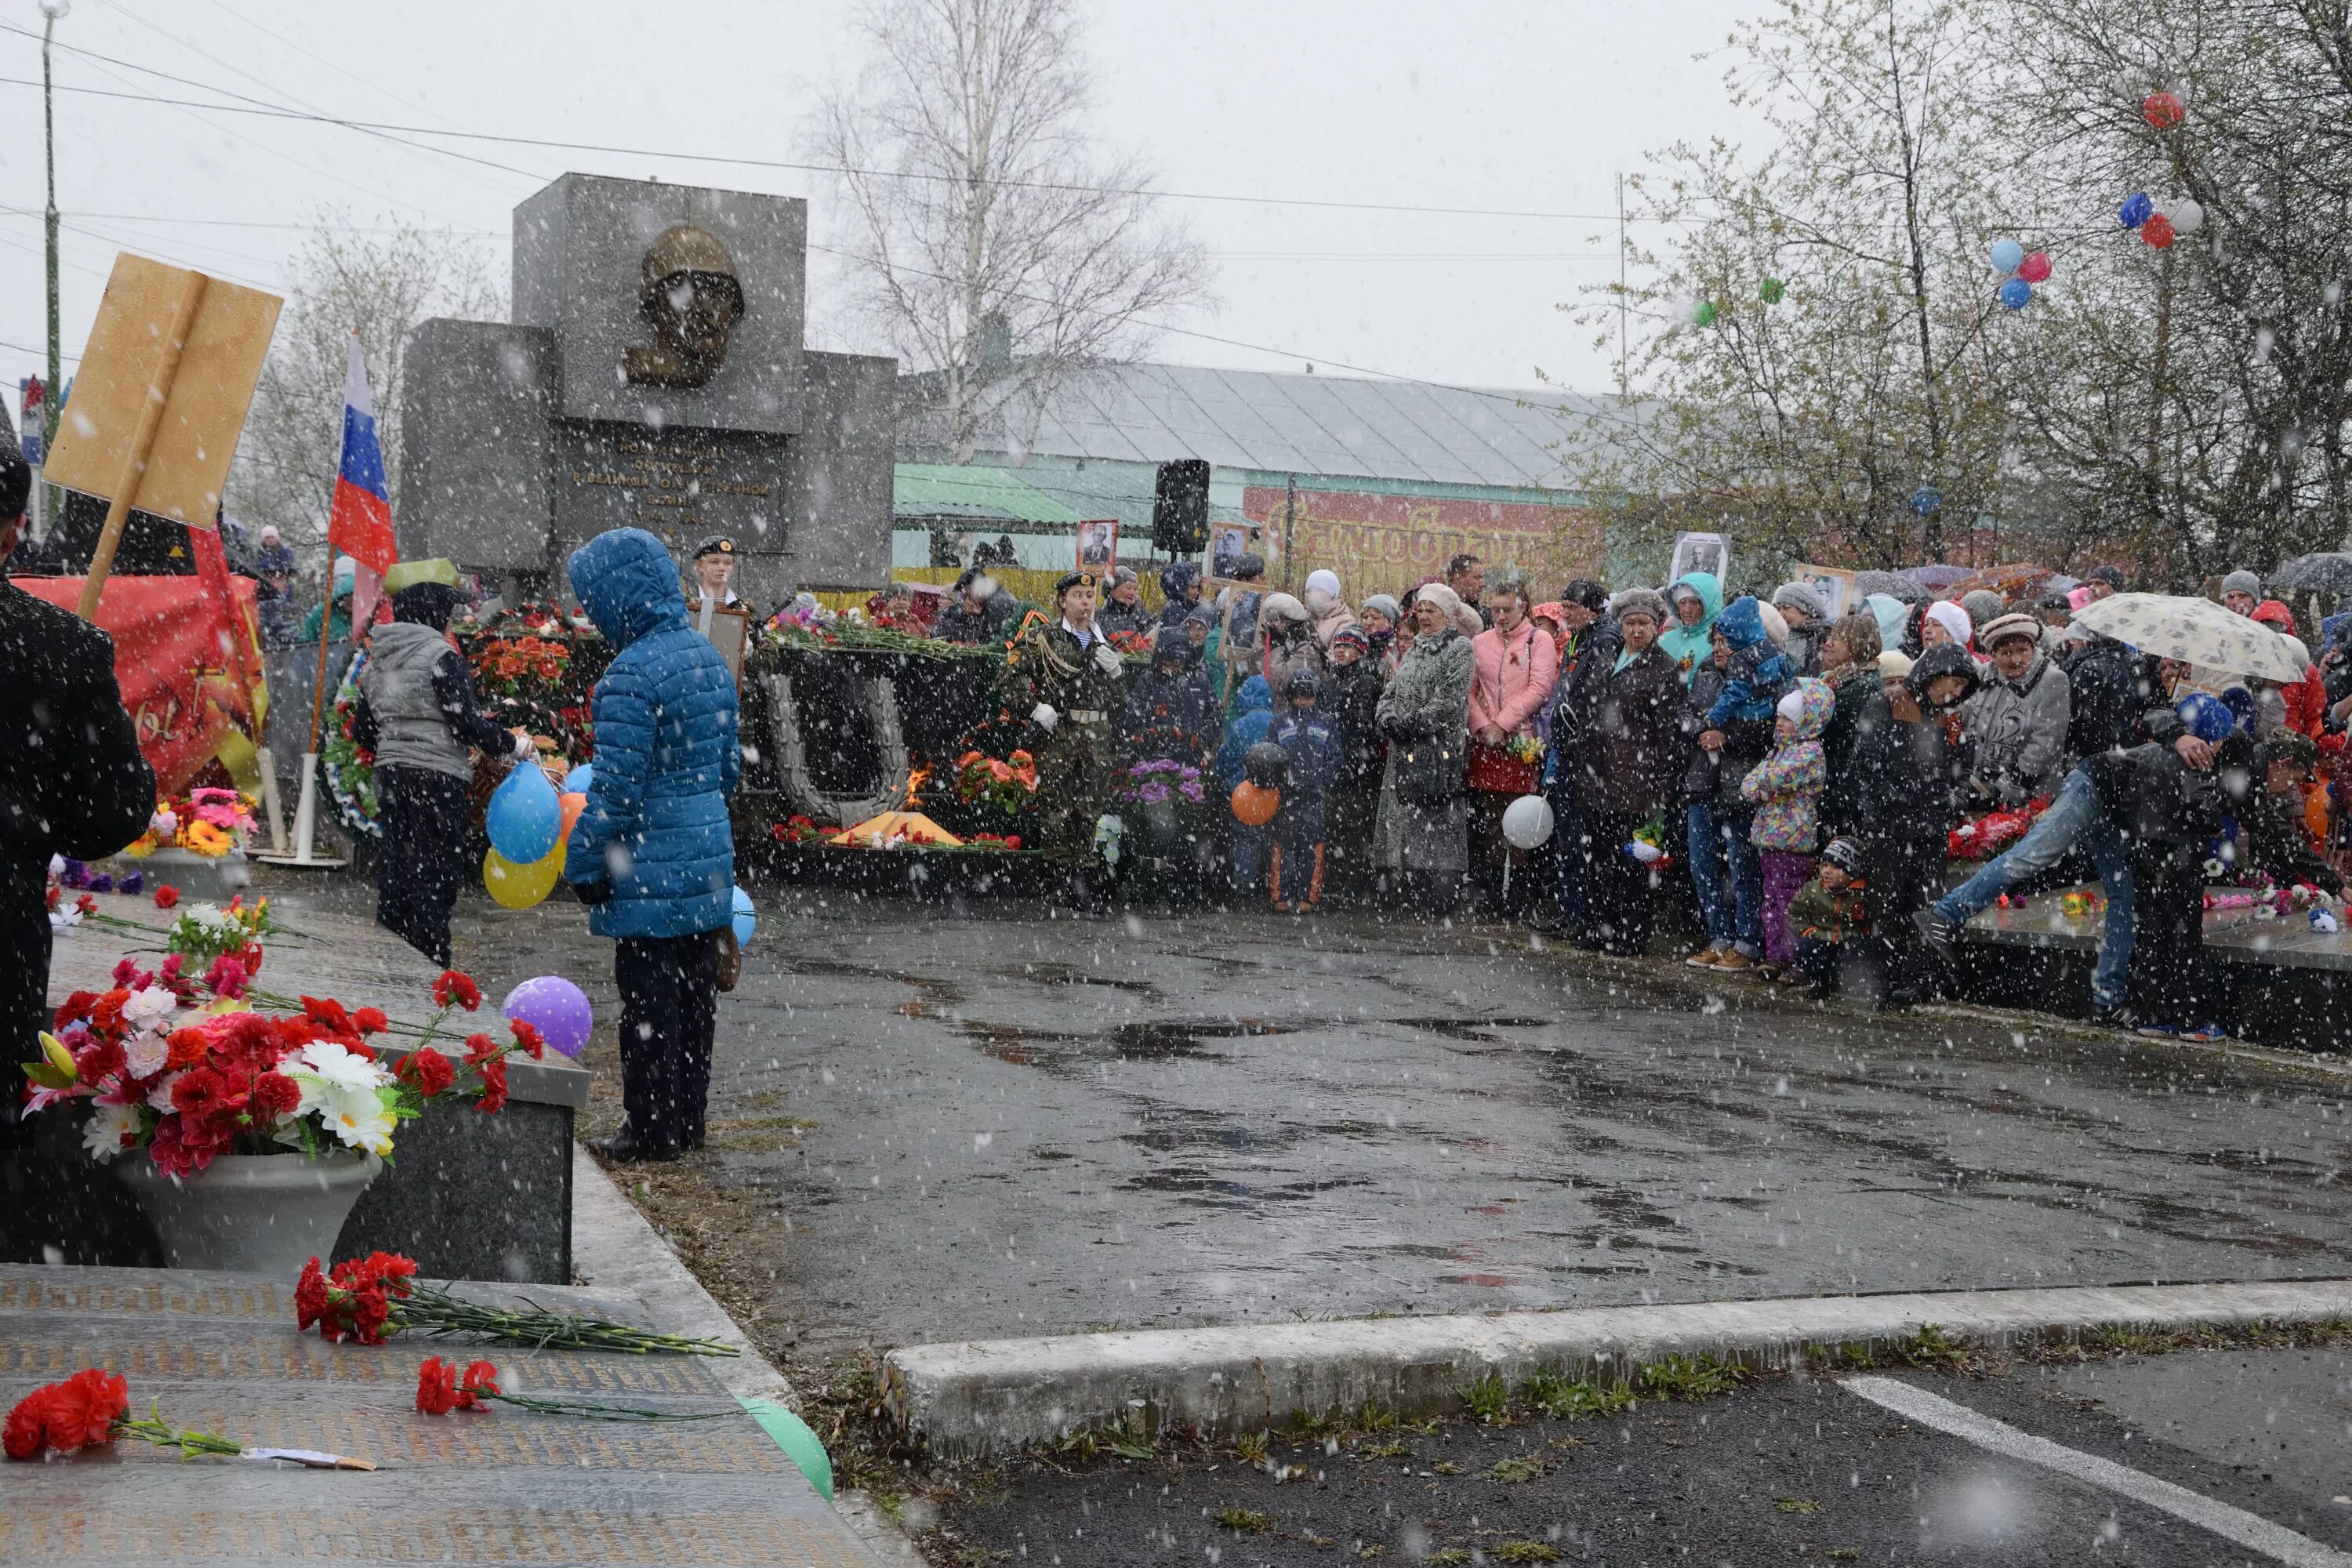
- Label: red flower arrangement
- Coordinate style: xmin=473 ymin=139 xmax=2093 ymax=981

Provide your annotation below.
xmin=152 ymin=884 xmax=180 ymax=909
xmin=296 ymin=1251 xmax=739 ymax=1355
xmin=771 ymin=814 xmax=829 ymax=845
xmin=432 ymin=970 xmax=481 ymax=1011
xmin=22 ymin=962 xmax=540 ymax=1178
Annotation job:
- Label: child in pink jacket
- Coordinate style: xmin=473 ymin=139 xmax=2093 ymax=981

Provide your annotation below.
xmin=1739 ymin=677 xmax=1832 ymax=977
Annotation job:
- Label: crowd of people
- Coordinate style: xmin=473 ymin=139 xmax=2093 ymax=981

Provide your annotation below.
xmin=1008 ymin=550 xmax=2350 ymax=1040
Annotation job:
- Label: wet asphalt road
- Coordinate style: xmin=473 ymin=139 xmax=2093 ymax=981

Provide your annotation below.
xmin=358 ymin=869 xmax=2352 ymax=1359
xmin=935 ymin=1345 xmax=2352 ymax=1566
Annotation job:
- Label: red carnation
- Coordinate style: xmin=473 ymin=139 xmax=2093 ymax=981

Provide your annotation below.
xmin=75 ymin=893 xmax=96 ymax=916
xmin=415 ymin=1356 xmax=459 ymax=1414
xmin=56 ymin=1368 xmax=127 ymax=1445
xmin=253 ymin=1071 xmax=301 ymax=1120
xmin=3 ymin=1389 xmax=57 ymax=1459
xmin=352 ymin=1007 xmax=390 ymax=1036
xmin=152 ymin=884 xmax=180 ymax=909
xmin=72 ymin=1036 xmax=126 ymax=1087
xmin=295 ymin=1258 xmax=329 ymax=1331
xmin=461 ymin=1032 xmax=499 ymax=1065
xmin=458 ymin=1359 xmax=500 ymax=1408
xmin=433 ymin=970 xmax=482 ymax=1012
xmin=203 ymin=954 xmax=249 ymax=1001
xmin=165 ymin=1027 xmax=211 ymax=1071
xmin=507 ymin=1019 xmax=545 ymax=1060
xmin=169 ymin=1067 xmax=229 ymax=1120
xmin=302 ymin=996 xmax=355 ymax=1036
xmin=474 ymin=1055 xmax=509 ymax=1116
xmin=3 ymin=1369 xmax=127 ymax=1460
xmin=111 ymin=957 xmax=142 ymax=988
xmin=395 ymin=1047 xmax=455 ymax=1098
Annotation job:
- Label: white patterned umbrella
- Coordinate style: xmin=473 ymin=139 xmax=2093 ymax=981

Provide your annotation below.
xmin=2072 ymin=593 xmax=2310 ymax=682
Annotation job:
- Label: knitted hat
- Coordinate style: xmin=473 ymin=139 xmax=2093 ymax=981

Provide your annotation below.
xmin=2263 ymin=729 xmax=2319 ymax=773
xmin=1332 ymin=624 xmax=1370 ymax=654
xmin=1413 ymin=581 xmax=1465 ymax=621
xmin=1285 ymin=666 xmax=1321 ymax=699
xmin=1775 ymin=688 xmax=1808 ymax=723
xmin=1877 ymin=650 xmax=1915 ymax=680
xmin=1561 ymin=578 xmax=1609 ymax=615
xmin=2222 ymin=569 xmax=2262 ymax=600
xmin=1360 ymin=593 xmax=1401 ymax=623
xmin=1305 ymin=568 xmax=1342 ymax=599
xmin=1977 ymin=612 xmax=2042 ymax=650
xmin=1771 ymin=581 xmax=1826 ymax=620
xmin=1923 ymin=601 xmax=1973 ymax=648
xmin=2176 ymin=691 xmax=2238 ymax=743
xmin=2250 ymin=599 xmax=2296 ymax=632
xmin=1820 ymin=837 xmax=1866 ymax=877
xmin=1261 ymin=591 xmax=1308 ymax=622
xmin=1960 ymin=590 xmax=2007 ymax=629
xmin=1613 ymin=587 xmax=1668 ymax=625
xmin=2089 ymin=564 xmax=2128 ymax=591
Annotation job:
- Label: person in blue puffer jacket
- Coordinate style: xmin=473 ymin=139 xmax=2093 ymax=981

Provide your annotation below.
xmin=563 ymin=528 xmax=741 ymax=1163
xmin=1704 ymin=594 xmax=1795 ymax=729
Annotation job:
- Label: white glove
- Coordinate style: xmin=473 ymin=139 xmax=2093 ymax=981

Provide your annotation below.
xmin=1031 ymin=702 xmax=1058 ymax=733
xmin=511 ymin=732 xmax=537 ymax=760
xmin=1091 ymin=641 xmax=1123 ymax=675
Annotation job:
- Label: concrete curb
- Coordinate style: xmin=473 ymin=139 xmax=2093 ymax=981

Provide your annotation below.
xmin=884 ymin=1278 xmax=2352 ymax=1460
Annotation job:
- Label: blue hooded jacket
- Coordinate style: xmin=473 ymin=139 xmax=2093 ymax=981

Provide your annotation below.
xmin=563 ymin=528 xmax=741 ymax=939
xmin=1214 ymin=675 xmax=1275 ymax=790
xmin=1704 ymin=595 xmax=1794 ymax=728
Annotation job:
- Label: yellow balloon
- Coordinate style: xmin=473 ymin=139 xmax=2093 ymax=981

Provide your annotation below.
xmin=484 ymin=839 xmax=564 ymax=909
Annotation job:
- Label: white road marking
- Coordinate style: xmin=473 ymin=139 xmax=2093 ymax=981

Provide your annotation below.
xmin=1841 ymin=1374 xmax=2352 ymax=1567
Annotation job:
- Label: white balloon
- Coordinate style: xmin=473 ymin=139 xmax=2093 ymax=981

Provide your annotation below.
xmin=2172 ymin=198 xmax=2205 ymax=233
xmin=1501 ymin=793 xmax=1555 ymax=851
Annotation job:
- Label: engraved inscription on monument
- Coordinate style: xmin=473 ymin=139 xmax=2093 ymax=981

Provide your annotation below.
xmin=555 ymin=423 xmax=784 ymax=552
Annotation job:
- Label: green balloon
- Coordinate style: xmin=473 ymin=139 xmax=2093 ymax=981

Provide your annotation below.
xmin=742 ymin=1398 xmax=835 ymax=1499
xmin=1759 ymin=277 xmax=1786 ymax=304
xmin=1691 ymin=299 xmax=1719 ymax=327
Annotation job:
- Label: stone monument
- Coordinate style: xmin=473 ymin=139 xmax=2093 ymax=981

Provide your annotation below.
xmin=401 ymin=172 xmax=895 ymax=601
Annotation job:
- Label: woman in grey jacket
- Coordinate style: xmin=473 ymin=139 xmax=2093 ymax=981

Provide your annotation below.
xmin=1373 ymin=583 xmax=1476 ymax=909
xmin=1961 ymin=612 xmax=2072 ymax=808
xmin=355 ymin=583 xmax=532 ymax=964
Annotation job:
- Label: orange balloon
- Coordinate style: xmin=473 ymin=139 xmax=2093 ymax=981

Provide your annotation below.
xmin=558 ymin=791 xmax=587 ymax=844
xmin=1230 ymin=782 xmax=1279 ymax=827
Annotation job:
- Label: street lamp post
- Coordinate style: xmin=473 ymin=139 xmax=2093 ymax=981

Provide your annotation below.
xmin=40 ymin=0 xmax=67 ymax=459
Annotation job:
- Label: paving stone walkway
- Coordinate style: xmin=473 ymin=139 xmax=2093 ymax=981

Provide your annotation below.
xmin=0 ymin=1263 xmax=875 ymax=1566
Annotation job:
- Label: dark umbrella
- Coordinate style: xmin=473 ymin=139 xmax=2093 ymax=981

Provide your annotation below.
xmin=1854 ymin=570 xmax=1928 ymax=604
xmin=2270 ymin=553 xmax=2352 ymax=596
xmin=1904 ymin=564 xmax=1973 ymax=593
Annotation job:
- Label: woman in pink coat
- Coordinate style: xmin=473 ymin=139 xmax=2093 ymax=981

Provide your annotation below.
xmin=1465 ymin=573 xmax=1557 ymax=912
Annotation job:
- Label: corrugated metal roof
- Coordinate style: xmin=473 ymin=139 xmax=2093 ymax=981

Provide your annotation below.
xmin=893 ymin=464 xmax=1082 ymax=524
xmin=981 ymin=364 xmax=1609 ymax=491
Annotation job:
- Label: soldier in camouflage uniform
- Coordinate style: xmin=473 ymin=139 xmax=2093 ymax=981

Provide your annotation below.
xmin=996 ymin=572 xmax=1127 ymax=866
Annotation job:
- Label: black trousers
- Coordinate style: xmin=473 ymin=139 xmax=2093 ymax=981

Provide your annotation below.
xmin=2 ymin=860 xmax=49 ymax=1149
xmin=374 ymin=764 xmax=471 ymax=968
xmin=615 ymin=931 xmax=720 ymax=1153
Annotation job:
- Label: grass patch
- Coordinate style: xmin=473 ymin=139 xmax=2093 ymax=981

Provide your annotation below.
xmin=1458 ymin=1370 xmax=1512 ymax=1424
xmin=1486 ymin=1454 xmax=1556 ymax=1483
xmin=1774 ymin=1497 xmax=1820 ymax=1515
xmin=1213 ymin=1507 xmax=1274 ymax=1534
xmin=1639 ymin=1352 xmax=1750 ymax=1402
xmin=1425 ymin=1552 xmax=1473 ymax=1566
xmin=1491 ymin=1542 xmax=1565 ymax=1564
xmin=1524 ymin=1366 xmax=1639 ymax=1420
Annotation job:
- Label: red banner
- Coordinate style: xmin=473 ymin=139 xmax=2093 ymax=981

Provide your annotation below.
xmin=18 ymin=572 xmax=261 ymax=795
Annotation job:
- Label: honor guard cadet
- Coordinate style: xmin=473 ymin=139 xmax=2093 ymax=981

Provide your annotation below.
xmin=995 ymin=572 xmax=1127 ymax=880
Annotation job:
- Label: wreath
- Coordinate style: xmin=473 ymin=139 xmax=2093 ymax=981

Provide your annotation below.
xmin=319 ymin=651 xmax=382 ymax=840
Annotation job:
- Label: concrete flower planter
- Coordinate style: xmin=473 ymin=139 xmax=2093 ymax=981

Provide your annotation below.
xmin=117 ymin=1149 xmax=381 ymax=1277
xmin=122 ymin=846 xmax=253 ymax=902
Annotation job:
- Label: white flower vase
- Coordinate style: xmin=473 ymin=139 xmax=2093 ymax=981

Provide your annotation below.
xmin=117 ymin=1149 xmax=381 ymax=1277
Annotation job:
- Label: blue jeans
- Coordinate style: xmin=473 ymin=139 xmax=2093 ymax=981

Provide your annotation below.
xmin=1686 ymin=800 xmax=1762 ymax=953
xmin=1932 ymin=767 xmax=2136 ymax=1010
xmin=1548 ymin=774 xmax=1588 ymax=926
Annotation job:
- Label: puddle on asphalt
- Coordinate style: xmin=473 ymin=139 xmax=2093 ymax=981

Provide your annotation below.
xmin=953 ymin=1017 xmax=1298 ymax=1073
xmin=1122 ymin=1166 xmax=1374 ymax=1207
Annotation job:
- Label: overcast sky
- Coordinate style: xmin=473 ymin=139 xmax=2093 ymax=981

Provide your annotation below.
xmin=0 ymin=0 xmax=1762 ymax=414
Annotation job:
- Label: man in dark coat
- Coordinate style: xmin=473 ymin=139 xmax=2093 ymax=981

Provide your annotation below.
xmin=1844 ymin=642 xmax=1978 ymax=1006
xmin=0 ymin=443 xmax=155 ymax=1145
xmin=935 ymin=566 xmax=1016 ymax=645
xmin=1574 ymin=590 xmax=1682 ymax=953
xmin=1542 ymin=579 xmax=1618 ymax=934
xmin=2061 ymin=632 xmax=2143 ymax=761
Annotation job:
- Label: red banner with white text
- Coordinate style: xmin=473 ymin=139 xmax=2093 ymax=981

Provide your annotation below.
xmin=17 ymin=573 xmax=262 ymax=795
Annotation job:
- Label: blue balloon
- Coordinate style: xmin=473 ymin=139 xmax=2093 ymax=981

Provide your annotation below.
xmin=1990 ymin=238 xmax=2025 ymax=274
xmin=1998 ymin=278 xmax=2034 ymax=311
xmin=486 ymin=763 xmax=562 ymax=863
xmin=731 ymin=885 xmax=757 ymax=949
xmin=563 ymin=763 xmax=594 ymax=794
xmin=1909 ymin=485 xmax=1944 ymax=517
xmin=2118 ymin=191 xmax=2153 ymax=230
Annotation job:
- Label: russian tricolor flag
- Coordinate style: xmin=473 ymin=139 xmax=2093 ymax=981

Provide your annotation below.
xmin=329 ymin=335 xmax=397 ymax=578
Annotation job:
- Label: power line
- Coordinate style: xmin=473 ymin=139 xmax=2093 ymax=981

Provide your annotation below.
xmin=0 ymin=27 xmax=1666 ymax=225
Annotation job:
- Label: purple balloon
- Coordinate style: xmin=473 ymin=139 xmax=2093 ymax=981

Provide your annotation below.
xmin=502 ymin=975 xmax=593 ymax=1058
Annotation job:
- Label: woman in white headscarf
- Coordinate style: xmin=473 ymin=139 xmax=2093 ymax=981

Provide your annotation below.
xmin=1303 ymin=568 xmax=1356 ymax=652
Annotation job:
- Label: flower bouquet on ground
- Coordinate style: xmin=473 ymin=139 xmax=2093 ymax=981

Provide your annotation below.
xmin=6 ymin=1367 xmax=372 ymax=1468
xmin=770 ymin=814 xmax=832 ymax=846
xmin=121 ymin=789 xmax=258 ymax=859
xmin=1948 ymin=796 xmax=2049 ymax=862
xmin=954 ymin=746 xmax=1039 ymax=815
xmin=1110 ymin=758 xmax=1207 ymax=809
xmin=299 ymin=1250 xmax=739 ymax=1356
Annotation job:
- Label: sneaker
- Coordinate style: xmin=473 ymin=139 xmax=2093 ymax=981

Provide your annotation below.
xmin=2136 ymin=1021 xmax=2183 ymax=1039
xmin=2180 ymin=1022 xmax=2228 ymax=1043
xmin=1913 ymin=907 xmax=1961 ymax=969
xmin=1714 ymin=950 xmax=1755 ymax=972
xmin=1686 ymin=945 xmax=1726 ymax=968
